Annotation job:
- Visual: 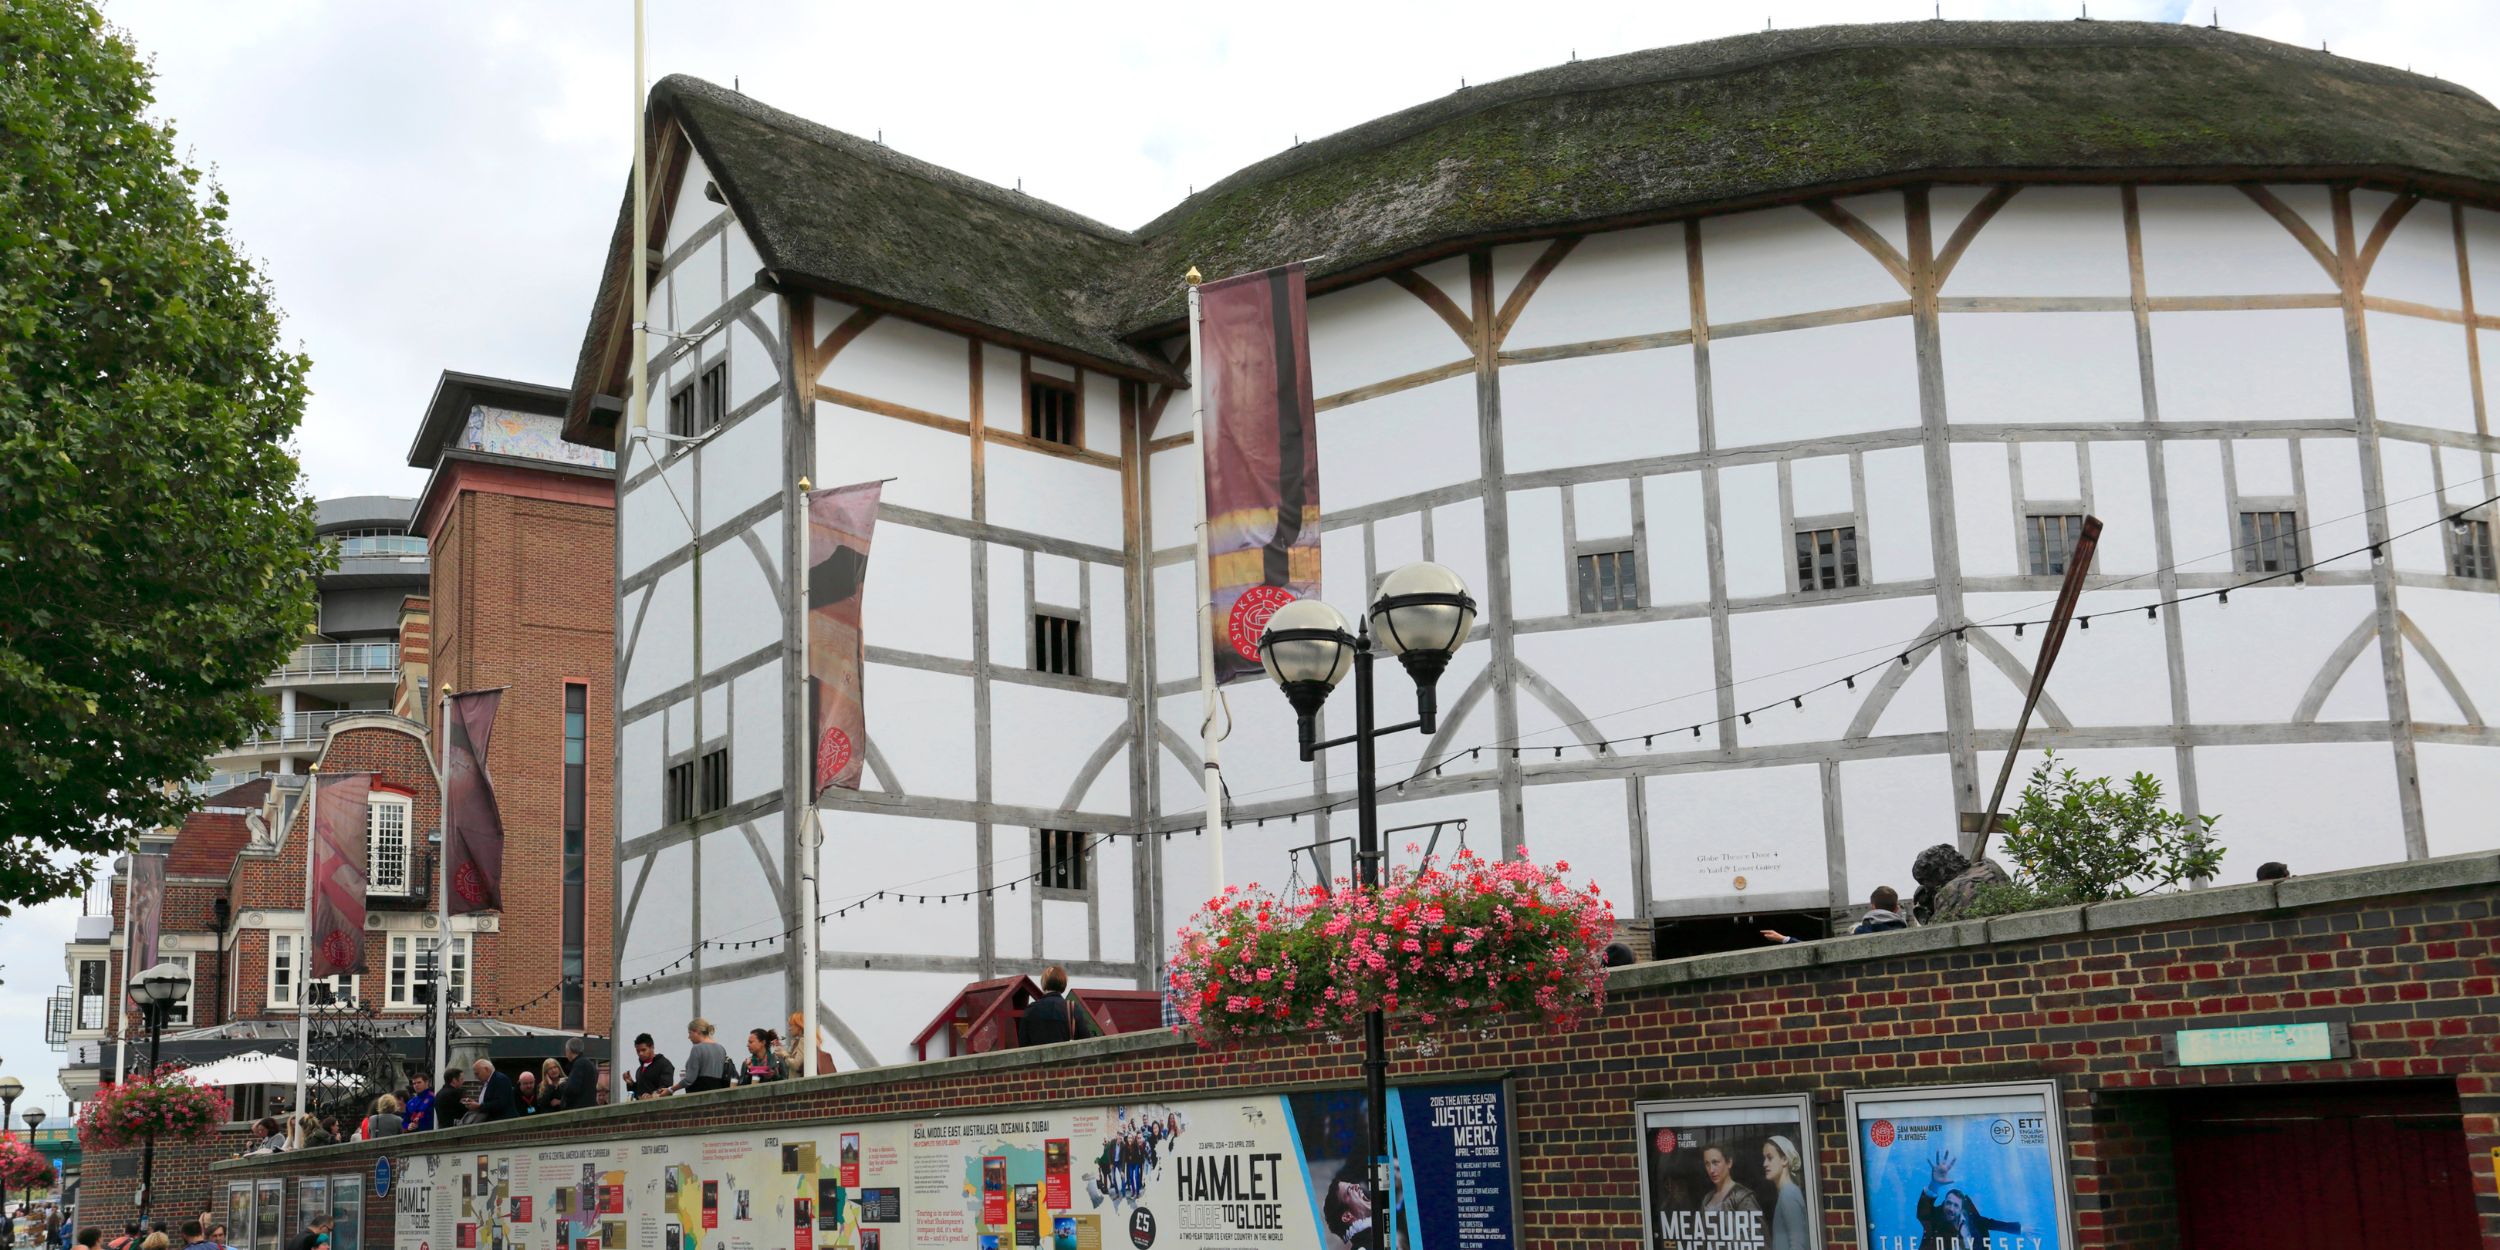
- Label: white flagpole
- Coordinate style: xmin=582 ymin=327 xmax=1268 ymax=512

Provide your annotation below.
xmin=1186 ymin=271 xmax=1224 ymax=890
xmin=629 ymin=0 xmax=650 ymax=442
xmin=433 ymin=686 xmax=453 ymax=1096
xmin=115 ymin=874 xmax=134 ymax=1084
xmin=794 ymin=479 xmax=822 ymax=1080
xmin=294 ymin=766 xmax=319 ymax=1122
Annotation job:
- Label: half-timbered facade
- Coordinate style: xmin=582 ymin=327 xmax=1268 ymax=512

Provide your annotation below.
xmin=569 ymin=21 xmax=2500 ymax=1066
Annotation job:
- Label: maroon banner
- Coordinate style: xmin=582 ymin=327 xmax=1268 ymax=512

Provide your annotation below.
xmin=308 ymin=773 xmax=373 ymax=979
xmin=808 ymin=481 xmax=882 ymax=794
xmin=444 ymin=688 xmax=507 ymax=914
xmin=125 ymin=852 xmax=166 ymax=1006
xmin=1200 ymin=263 xmax=1320 ymax=683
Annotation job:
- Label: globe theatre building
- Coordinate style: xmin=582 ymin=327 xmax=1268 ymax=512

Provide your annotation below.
xmin=559 ymin=21 xmax=2500 ymax=1065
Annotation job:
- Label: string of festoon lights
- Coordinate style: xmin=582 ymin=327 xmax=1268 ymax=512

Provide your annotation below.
xmin=454 ymin=487 xmax=2494 ymax=1009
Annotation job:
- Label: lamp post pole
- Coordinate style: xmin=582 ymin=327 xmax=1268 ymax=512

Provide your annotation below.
xmin=128 ymin=962 xmax=189 ymax=1229
xmin=0 ymin=1077 xmax=19 ymax=1229
xmin=20 ymin=1109 xmax=43 ymax=1222
xmin=1346 ymin=633 xmax=1391 ymax=1246
xmin=1256 ymin=562 xmax=1474 ymax=1250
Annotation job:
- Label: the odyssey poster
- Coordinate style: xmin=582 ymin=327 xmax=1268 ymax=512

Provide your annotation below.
xmin=1846 ymin=1082 xmax=2068 ymax=1250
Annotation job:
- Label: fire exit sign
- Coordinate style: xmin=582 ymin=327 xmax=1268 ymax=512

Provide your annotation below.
xmin=2167 ymin=1021 xmax=2348 ymax=1066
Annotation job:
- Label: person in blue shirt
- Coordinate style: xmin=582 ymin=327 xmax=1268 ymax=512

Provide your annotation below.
xmin=402 ymin=1070 xmax=437 ymax=1132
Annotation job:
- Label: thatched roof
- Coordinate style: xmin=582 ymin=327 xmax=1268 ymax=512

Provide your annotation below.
xmin=563 ymin=19 xmax=2500 ymax=445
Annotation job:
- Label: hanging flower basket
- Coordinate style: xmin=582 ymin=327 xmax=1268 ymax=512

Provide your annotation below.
xmin=1165 ymin=847 xmax=1613 ymax=1048
xmin=76 ymin=1066 xmax=231 ymax=1151
xmin=0 ymin=1136 xmax=51 ymax=1192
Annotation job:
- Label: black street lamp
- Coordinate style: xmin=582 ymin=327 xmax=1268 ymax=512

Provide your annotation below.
xmin=127 ymin=961 xmax=193 ymax=1226
xmin=1256 ymin=561 xmax=1475 ymax=1250
xmin=19 ymin=1108 xmax=44 ymax=1219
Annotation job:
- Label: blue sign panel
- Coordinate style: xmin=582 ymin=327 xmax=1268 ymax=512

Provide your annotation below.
xmin=374 ymin=1156 xmax=393 ymax=1198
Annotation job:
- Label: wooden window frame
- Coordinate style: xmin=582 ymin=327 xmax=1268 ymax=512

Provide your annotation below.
xmin=2444 ymin=511 xmax=2495 ymax=581
xmin=385 ymin=934 xmax=469 ymax=1012
xmin=2233 ymin=501 xmax=2304 ymax=575
xmin=1791 ymin=515 xmax=1863 ymax=594
xmin=699 ymin=745 xmax=730 ymax=815
xmin=2023 ymin=510 xmax=2089 ymax=578
xmin=1022 ymin=357 xmax=1084 ymax=450
xmin=1031 ymin=608 xmax=1085 ymax=678
xmin=1571 ymin=540 xmax=1641 ymax=615
xmin=1037 ymin=828 xmax=1092 ymax=898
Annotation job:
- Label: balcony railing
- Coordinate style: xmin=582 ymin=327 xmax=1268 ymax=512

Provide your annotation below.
xmin=275 ymin=641 xmax=397 ymax=679
xmin=237 ymin=708 xmax=363 ymax=748
xmin=331 ymin=534 xmax=427 ymax=558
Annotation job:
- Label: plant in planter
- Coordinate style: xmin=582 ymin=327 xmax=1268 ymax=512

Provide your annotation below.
xmin=1165 ymin=847 xmax=1614 ymax=1048
xmin=76 ymin=1066 xmax=232 ymax=1151
xmin=0 ymin=1135 xmax=51 ymax=1193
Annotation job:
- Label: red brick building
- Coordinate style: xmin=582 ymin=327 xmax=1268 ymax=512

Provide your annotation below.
xmin=408 ymin=371 xmax=618 ymax=1037
xmin=67 ymin=372 xmax=618 ymax=1230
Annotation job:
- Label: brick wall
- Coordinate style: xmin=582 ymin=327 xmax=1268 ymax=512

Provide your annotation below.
xmin=205 ymin=855 xmax=2500 ymax=1248
xmin=78 ymin=1125 xmax=257 ymax=1235
xmin=429 ymin=488 xmax=616 ymax=1034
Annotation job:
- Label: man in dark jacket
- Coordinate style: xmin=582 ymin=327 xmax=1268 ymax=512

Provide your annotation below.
xmin=1761 ymin=886 xmax=1910 ymax=944
xmin=470 ymin=1059 xmax=519 ymax=1123
xmin=560 ymin=1039 xmax=601 ymax=1110
xmin=627 ymin=1034 xmax=675 ymax=1100
xmin=435 ymin=1068 xmax=470 ymax=1126
xmin=1017 ymin=966 xmax=1096 ymax=1047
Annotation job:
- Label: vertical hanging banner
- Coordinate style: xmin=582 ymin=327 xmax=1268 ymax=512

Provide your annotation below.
xmin=807 ymin=481 xmax=882 ymax=794
xmin=125 ymin=852 xmax=166 ymax=1004
xmin=309 ymin=773 xmax=375 ymax=978
xmin=1200 ymin=262 xmax=1321 ymax=683
xmin=444 ymin=688 xmax=507 ymax=914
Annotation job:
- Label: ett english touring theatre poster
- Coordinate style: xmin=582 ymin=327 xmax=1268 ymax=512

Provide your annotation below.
xmin=390 ymin=1079 xmax=1515 ymax=1250
xmin=1638 ymin=1082 xmax=2071 ymax=1250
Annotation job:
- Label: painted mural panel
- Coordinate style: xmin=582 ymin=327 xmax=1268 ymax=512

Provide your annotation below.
xmin=392 ymin=1080 xmax=1516 ymax=1250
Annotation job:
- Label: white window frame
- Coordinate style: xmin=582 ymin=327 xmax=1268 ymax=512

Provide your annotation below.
xmin=269 ymin=933 xmax=360 ymax=1010
xmin=157 ymin=952 xmax=195 ymax=1026
xmin=385 ymin=934 xmax=470 ymax=1011
xmin=367 ymin=792 xmax=413 ymax=898
xmin=74 ymin=956 xmax=108 ymax=1032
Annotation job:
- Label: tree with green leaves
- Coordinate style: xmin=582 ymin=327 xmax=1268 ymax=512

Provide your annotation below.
xmin=1965 ymin=752 xmax=2225 ymax=918
xmin=0 ymin=0 xmax=324 ymax=914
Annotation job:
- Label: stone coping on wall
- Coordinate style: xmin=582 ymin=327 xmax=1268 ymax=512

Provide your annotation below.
xmin=212 ymin=848 xmax=2500 ymax=1174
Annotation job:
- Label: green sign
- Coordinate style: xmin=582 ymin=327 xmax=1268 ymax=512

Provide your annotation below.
xmin=2174 ymin=1022 xmax=2338 ymax=1066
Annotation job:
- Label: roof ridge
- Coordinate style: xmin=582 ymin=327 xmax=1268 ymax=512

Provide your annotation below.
xmin=655 ymin=74 xmax=1139 ymax=245
xmin=1135 ymin=19 xmax=2487 ymax=239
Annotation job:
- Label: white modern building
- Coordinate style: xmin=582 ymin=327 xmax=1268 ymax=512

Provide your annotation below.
xmin=562 ymin=21 xmax=2500 ymax=1066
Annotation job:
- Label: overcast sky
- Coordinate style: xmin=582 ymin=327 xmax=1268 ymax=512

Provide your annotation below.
xmin=1 ymin=0 xmax=2491 ymax=1118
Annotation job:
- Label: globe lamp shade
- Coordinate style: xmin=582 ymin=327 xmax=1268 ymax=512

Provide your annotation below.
xmin=1368 ymin=562 xmax=1475 ymax=726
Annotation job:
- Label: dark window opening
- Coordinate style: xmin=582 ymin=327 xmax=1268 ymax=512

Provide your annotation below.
xmin=1040 ymin=829 xmax=1090 ymax=893
xmin=1575 ymin=548 xmax=1639 ymax=614
xmin=1027 ymin=376 xmax=1078 ymax=447
xmin=562 ymin=683 xmax=587 ymax=1029
xmin=1033 ymin=612 xmax=1084 ymax=677
xmin=2026 ymin=513 xmax=2087 ymax=577
xmin=699 ymin=746 xmax=729 ymax=815
xmin=2238 ymin=510 xmax=2303 ymax=574
xmin=664 ymin=760 xmax=695 ymax=824
xmin=1795 ymin=525 xmax=1861 ymax=592
xmin=666 ymin=384 xmax=695 ymax=439
xmin=697 ymin=361 xmax=729 ymax=431
xmin=2446 ymin=517 xmax=2495 ymax=581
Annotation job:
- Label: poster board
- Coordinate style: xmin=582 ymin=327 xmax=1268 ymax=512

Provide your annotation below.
xmin=1633 ymin=1093 xmax=1819 ymax=1250
xmin=1844 ymin=1081 xmax=2069 ymax=1250
xmin=389 ymin=1079 xmax=1515 ymax=1250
